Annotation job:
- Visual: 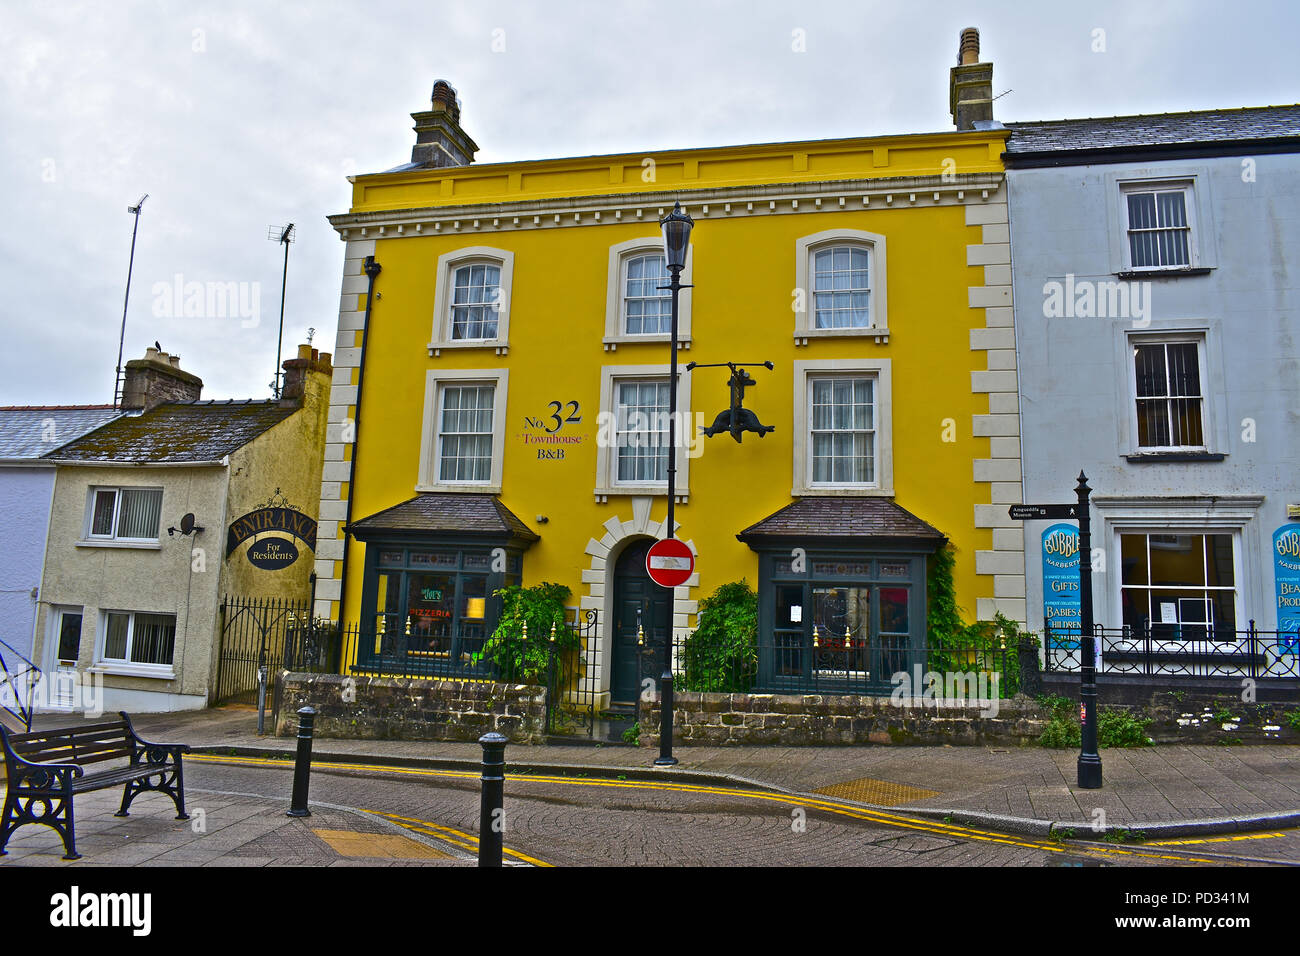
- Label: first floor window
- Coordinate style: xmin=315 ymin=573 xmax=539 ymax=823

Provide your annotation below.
xmin=102 ymin=611 xmax=176 ymax=666
xmin=615 ymin=380 xmax=669 ymax=483
xmin=88 ymin=487 xmax=163 ymax=540
xmin=438 ymin=384 xmax=495 ymax=482
xmin=1133 ymin=339 xmax=1204 ymax=449
xmin=450 ymin=263 xmax=501 ymax=340
xmin=810 ymin=376 xmax=875 ymax=485
xmin=1119 ymin=532 xmax=1237 ymax=639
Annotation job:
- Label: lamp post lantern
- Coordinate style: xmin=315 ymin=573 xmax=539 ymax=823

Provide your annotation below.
xmin=654 ymin=200 xmax=693 ymax=767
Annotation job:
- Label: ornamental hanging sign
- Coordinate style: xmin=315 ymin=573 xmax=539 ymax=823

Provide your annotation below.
xmin=226 ymin=488 xmax=317 ymax=568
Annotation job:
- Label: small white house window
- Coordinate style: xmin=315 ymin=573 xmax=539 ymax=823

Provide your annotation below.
xmin=1132 ymin=337 xmax=1205 ymax=450
xmin=450 ymin=263 xmax=502 ymax=340
xmin=417 ymin=369 xmax=509 ymax=493
xmin=429 ymin=247 xmax=513 ymax=356
xmin=438 ymin=383 xmax=496 ymax=482
xmin=87 ymin=487 xmax=163 ymax=541
xmin=809 ymin=376 xmax=876 ymax=486
xmin=812 ymin=246 xmax=871 ymax=330
xmin=603 ymin=237 xmax=692 ymax=350
xmin=794 ymin=229 xmax=888 ymax=344
xmin=1124 ymin=184 xmax=1193 ymax=269
xmin=101 ymin=611 xmax=177 ymax=667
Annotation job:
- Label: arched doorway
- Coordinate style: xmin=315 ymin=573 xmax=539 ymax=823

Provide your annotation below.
xmin=610 ymin=538 xmax=672 ymax=706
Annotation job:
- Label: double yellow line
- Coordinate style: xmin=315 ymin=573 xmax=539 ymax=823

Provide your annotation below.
xmin=189 ymin=753 xmax=1237 ymax=865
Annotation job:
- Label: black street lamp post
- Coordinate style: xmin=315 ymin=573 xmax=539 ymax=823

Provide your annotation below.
xmin=655 ymin=201 xmax=693 ymax=767
xmin=1076 ymin=472 xmax=1102 ymax=789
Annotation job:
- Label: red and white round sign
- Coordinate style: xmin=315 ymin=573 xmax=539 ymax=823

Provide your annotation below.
xmin=646 ymin=538 xmax=694 ymax=588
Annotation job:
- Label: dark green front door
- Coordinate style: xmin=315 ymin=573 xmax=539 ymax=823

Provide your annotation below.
xmin=611 ymin=539 xmax=671 ymax=705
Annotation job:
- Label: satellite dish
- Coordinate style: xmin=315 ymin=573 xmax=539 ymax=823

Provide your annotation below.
xmin=180 ymin=513 xmax=195 ymax=535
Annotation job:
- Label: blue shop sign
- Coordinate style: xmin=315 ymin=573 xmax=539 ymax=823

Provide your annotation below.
xmin=1042 ymin=522 xmax=1081 ymax=649
xmin=1273 ymin=525 xmax=1300 ymax=655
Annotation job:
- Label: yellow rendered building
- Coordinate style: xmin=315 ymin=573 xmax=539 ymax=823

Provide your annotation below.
xmin=315 ymin=45 xmax=1026 ymax=706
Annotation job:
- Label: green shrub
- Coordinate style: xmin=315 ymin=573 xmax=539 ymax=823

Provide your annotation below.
xmin=1037 ymin=695 xmax=1154 ymax=748
xmin=1098 ymin=709 xmax=1154 ymax=747
xmin=476 ymin=582 xmax=582 ymax=684
xmin=681 ymin=579 xmax=758 ymax=692
xmin=1287 ymin=710 xmax=1300 ymax=732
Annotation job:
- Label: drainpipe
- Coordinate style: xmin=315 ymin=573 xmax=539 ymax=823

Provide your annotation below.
xmin=335 ymin=255 xmax=381 ymax=629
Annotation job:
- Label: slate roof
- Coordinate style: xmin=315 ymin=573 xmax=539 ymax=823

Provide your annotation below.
xmin=46 ymin=400 xmax=297 ymax=464
xmin=348 ymin=493 xmax=540 ymax=542
xmin=737 ymin=497 xmax=946 ymax=543
xmin=0 ymin=405 xmax=124 ymax=460
xmin=1005 ymin=105 xmax=1300 ymax=156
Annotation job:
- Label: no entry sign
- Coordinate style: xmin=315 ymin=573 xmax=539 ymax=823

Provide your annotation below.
xmin=646 ymin=538 xmax=694 ymax=588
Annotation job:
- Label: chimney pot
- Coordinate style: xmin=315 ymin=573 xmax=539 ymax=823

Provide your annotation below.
xmin=121 ymin=347 xmax=203 ymax=411
xmin=959 ymin=27 xmax=980 ymax=65
xmin=410 ymin=79 xmax=479 ymax=169
xmin=949 ymin=28 xmax=994 ymax=131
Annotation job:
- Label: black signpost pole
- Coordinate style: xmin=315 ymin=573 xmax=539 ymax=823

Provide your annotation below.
xmin=1075 ymin=472 xmax=1102 ymax=789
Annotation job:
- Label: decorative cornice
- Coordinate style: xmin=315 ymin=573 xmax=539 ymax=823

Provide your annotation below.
xmin=329 ymin=173 xmax=1007 ymax=240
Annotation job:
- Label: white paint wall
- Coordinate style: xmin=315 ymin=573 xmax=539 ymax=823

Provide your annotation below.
xmin=1009 ymin=152 xmax=1300 ymax=632
xmin=0 ymin=466 xmax=55 ymax=660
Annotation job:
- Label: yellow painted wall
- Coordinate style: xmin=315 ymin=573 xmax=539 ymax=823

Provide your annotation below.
xmin=332 ymin=131 xmax=1008 ymax=629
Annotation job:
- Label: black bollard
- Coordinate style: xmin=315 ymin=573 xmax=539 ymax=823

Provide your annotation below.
xmin=478 ymin=731 xmax=507 ymax=867
xmin=655 ymin=667 xmax=678 ymax=766
xmin=286 ymin=706 xmax=316 ymax=818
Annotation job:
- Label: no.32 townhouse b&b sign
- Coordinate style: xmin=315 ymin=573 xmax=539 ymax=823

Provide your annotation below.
xmin=226 ymin=506 xmax=317 ymax=570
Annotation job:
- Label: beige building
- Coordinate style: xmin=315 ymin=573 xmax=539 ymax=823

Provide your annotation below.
xmin=32 ymin=345 xmax=331 ymax=713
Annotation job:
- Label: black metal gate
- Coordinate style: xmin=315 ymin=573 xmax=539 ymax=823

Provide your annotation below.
xmin=214 ymin=595 xmax=310 ymax=704
xmin=545 ymin=609 xmax=606 ymax=737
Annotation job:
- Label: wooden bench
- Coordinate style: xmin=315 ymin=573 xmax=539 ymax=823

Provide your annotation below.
xmin=0 ymin=712 xmax=189 ymax=860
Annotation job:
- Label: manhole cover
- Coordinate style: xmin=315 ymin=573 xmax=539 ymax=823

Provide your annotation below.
xmin=813 ymin=777 xmax=940 ymax=806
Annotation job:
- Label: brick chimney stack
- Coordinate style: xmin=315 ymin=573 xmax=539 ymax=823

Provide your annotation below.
xmin=120 ymin=347 xmax=203 ymax=412
xmin=280 ymin=343 xmax=333 ymax=406
xmin=410 ymin=80 xmax=479 ymax=168
xmin=949 ymin=27 xmax=995 ymax=131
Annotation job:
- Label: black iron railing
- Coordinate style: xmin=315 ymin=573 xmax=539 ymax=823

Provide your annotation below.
xmin=216 ymin=595 xmax=312 ymax=704
xmin=670 ymin=633 xmax=1020 ymax=698
xmin=1043 ymin=620 xmax=1300 ymax=679
xmin=0 ymin=638 xmax=41 ymax=732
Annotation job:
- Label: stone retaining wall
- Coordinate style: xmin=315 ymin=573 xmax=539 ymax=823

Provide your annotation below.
xmin=637 ymin=691 xmax=1046 ymax=747
xmin=274 ymin=672 xmax=546 ymax=742
xmin=636 ymin=688 xmax=1300 ymax=747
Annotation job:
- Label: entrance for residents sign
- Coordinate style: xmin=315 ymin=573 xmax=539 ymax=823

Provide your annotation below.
xmin=1042 ymin=523 xmax=1081 ymax=649
xmin=1273 ymin=524 xmax=1300 ymax=655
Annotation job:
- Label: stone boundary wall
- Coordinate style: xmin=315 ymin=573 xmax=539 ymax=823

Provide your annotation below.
xmin=274 ymin=672 xmax=546 ymax=743
xmin=636 ymin=689 xmax=1300 ymax=747
xmin=638 ymin=691 xmax=1045 ymax=747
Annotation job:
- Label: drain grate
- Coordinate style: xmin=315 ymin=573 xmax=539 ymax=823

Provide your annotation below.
xmin=812 ymin=776 xmax=940 ymax=806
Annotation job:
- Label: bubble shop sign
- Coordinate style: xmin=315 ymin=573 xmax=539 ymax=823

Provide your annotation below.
xmin=1042 ymin=522 xmax=1081 ymax=649
xmin=1273 ymin=525 xmax=1300 ymax=655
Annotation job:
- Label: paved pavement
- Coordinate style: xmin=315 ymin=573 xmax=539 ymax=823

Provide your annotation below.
xmin=2 ymin=705 xmax=1297 ymax=866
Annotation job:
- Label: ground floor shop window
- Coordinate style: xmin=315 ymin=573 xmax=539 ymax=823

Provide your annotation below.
xmin=360 ymin=544 xmax=521 ymax=670
xmin=1119 ymin=532 xmax=1237 ymax=639
xmin=761 ymin=553 xmax=926 ymax=690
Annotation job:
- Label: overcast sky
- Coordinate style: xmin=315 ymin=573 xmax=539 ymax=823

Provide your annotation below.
xmin=2 ymin=0 xmax=1297 ymax=406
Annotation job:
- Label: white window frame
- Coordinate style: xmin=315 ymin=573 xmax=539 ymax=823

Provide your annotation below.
xmin=1128 ymin=334 xmax=1208 ymax=452
xmin=794 ymin=229 xmax=889 ymax=345
xmin=80 ymin=486 xmax=164 ymax=548
xmin=92 ymin=609 xmax=178 ymax=678
xmin=594 ymin=364 xmax=691 ymax=501
xmin=1092 ymin=494 xmax=1265 ymax=633
xmin=1105 ymin=168 xmax=1217 ymax=275
xmin=792 ymin=359 xmax=893 ymax=496
xmin=429 ymin=246 xmax=514 ymax=356
xmin=1120 ymin=180 xmax=1197 ymax=271
xmin=417 ymin=368 xmax=509 ymax=493
xmin=603 ymin=237 xmax=692 ymax=351
xmin=1118 ymin=530 xmax=1241 ymax=640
